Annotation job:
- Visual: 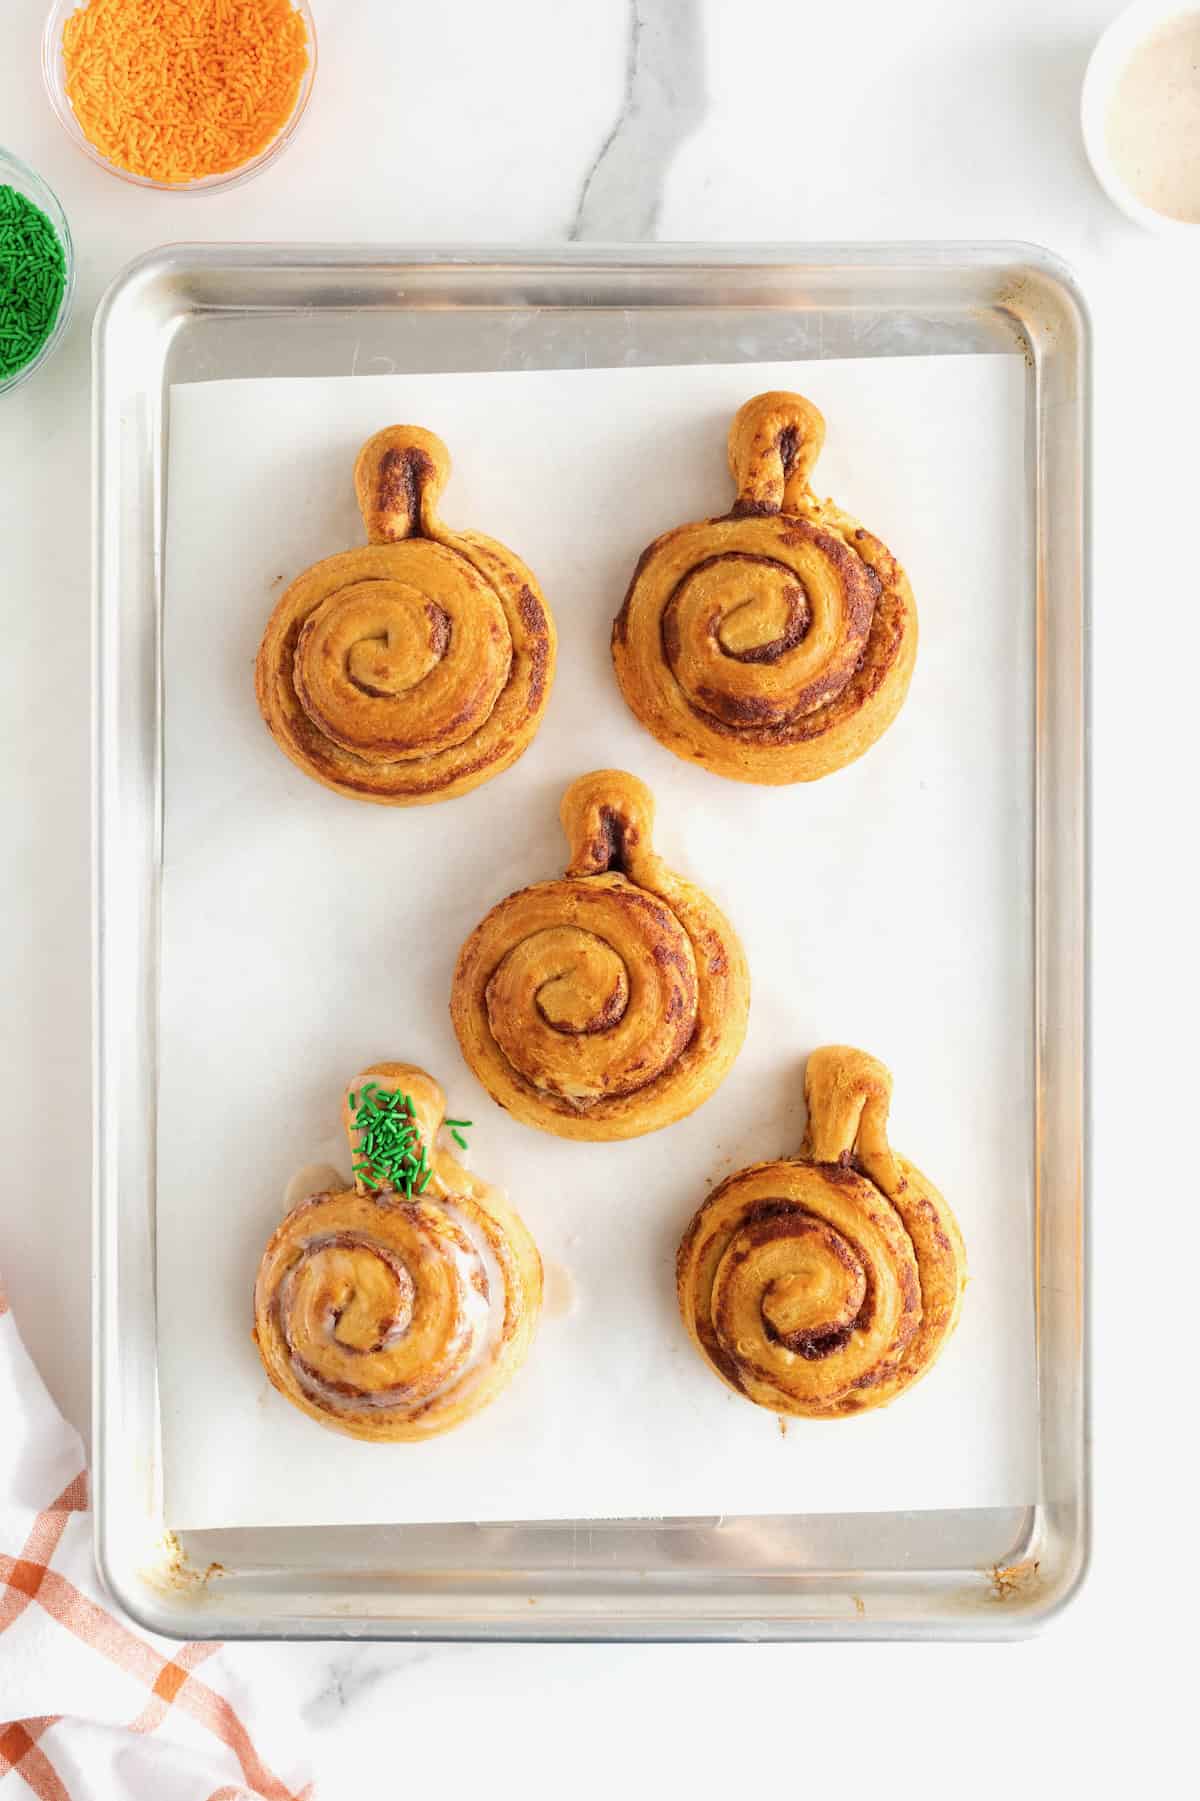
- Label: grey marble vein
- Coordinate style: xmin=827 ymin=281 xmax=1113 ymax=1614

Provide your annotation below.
xmin=300 ymin=1647 xmax=444 ymax=1726
xmin=569 ymin=0 xmax=707 ymax=240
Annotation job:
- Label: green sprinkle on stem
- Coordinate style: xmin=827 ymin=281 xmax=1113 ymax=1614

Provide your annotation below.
xmin=450 ymin=1129 xmax=468 ymax=1150
xmin=351 ymin=1082 xmax=448 ymax=1199
xmin=445 ymin=1119 xmax=472 ymax=1129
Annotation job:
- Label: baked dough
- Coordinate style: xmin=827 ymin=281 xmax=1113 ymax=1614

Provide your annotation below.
xmin=676 ymin=1045 xmax=966 ymax=1417
xmin=253 ymin=1061 xmax=542 ymax=1441
xmin=255 ymin=427 xmax=555 ymax=804
xmin=451 ymin=770 xmax=749 ymax=1140
xmin=612 ymin=392 xmax=917 ymax=783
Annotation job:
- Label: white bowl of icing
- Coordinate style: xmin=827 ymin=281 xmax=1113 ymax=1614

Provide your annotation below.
xmin=1082 ymin=2 xmax=1200 ymax=232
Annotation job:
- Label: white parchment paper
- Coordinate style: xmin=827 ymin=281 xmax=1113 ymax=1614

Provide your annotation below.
xmin=159 ymin=357 xmax=1036 ymax=1530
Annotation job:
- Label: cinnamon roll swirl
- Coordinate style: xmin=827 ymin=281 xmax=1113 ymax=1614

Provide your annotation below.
xmin=450 ymin=770 xmax=749 ymax=1140
xmin=255 ymin=428 xmax=555 ymax=804
xmin=612 ymin=392 xmax=917 ymax=784
xmin=677 ymin=1046 xmax=966 ymax=1417
xmin=253 ymin=1062 xmax=542 ymax=1441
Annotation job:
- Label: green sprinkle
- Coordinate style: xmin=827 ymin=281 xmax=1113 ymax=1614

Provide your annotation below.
xmin=348 ymin=1091 xmax=357 ymax=1109
xmin=351 ymin=1083 xmax=437 ymax=1198
xmin=0 ymin=187 xmax=68 ymax=383
xmin=350 ymin=1084 xmax=476 ymax=1196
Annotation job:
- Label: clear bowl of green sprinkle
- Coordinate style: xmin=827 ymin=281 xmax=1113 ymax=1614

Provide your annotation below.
xmin=0 ymin=147 xmax=74 ymax=395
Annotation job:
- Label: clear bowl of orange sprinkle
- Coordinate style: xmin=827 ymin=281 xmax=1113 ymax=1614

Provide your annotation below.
xmin=42 ymin=0 xmax=317 ymax=192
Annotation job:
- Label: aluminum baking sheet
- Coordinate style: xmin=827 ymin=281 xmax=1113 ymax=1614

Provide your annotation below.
xmin=93 ymin=244 xmax=1089 ymax=1640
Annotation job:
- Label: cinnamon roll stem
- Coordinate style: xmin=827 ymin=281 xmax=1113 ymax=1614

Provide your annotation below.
xmin=801 ymin=1045 xmax=902 ymax=1193
xmin=727 ymin=391 xmax=827 ymax=516
xmin=561 ymin=768 xmax=659 ymax=881
xmin=354 ymin=427 xmax=449 ymax=544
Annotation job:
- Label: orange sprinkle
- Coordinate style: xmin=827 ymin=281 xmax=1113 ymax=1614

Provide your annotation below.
xmin=62 ymin=0 xmax=309 ymax=186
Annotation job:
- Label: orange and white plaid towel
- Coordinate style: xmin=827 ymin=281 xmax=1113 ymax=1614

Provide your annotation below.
xmin=1 ymin=1280 xmax=314 ymax=1800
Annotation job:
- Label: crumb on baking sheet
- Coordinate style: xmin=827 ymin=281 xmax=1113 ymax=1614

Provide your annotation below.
xmin=139 ymin=1530 xmax=227 ymax=1595
xmin=988 ymin=1557 xmax=1041 ymax=1601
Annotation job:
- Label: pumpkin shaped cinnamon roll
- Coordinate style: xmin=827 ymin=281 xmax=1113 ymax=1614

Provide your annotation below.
xmin=612 ymin=392 xmax=917 ymax=783
xmin=451 ymin=770 xmax=749 ymax=1140
xmin=255 ymin=427 xmax=555 ymax=804
xmin=677 ymin=1047 xmax=966 ymax=1417
xmin=253 ymin=1062 xmax=542 ymax=1441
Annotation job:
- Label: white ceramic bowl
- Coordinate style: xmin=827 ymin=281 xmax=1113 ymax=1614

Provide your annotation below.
xmin=1081 ymin=0 xmax=1200 ymax=234
xmin=42 ymin=0 xmax=317 ymax=193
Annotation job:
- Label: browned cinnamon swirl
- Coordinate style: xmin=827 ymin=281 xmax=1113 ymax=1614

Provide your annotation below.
xmin=450 ymin=770 xmax=749 ymax=1140
xmin=676 ymin=1046 xmax=966 ymax=1416
xmin=612 ymin=392 xmax=917 ymax=784
xmin=255 ymin=428 xmax=555 ymax=804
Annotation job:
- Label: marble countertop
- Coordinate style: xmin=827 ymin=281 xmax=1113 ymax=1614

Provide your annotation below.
xmin=0 ymin=0 xmax=1190 ymax=1793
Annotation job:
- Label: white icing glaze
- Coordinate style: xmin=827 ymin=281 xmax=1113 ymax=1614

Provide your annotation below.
xmin=436 ymin=1123 xmax=472 ymax=1166
xmin=278 ymin=1075 xmax=513 ymax=1423
xmin=284 ymin=1197 xmax=508 ymax=1421
xmin=416 ymin=1198 xmax=507 ymax=1409
xmin=282 ymin=1162 xmax=348 ymax=1214
xmin=542 ymin=1260 xmax=578 ymax=1319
